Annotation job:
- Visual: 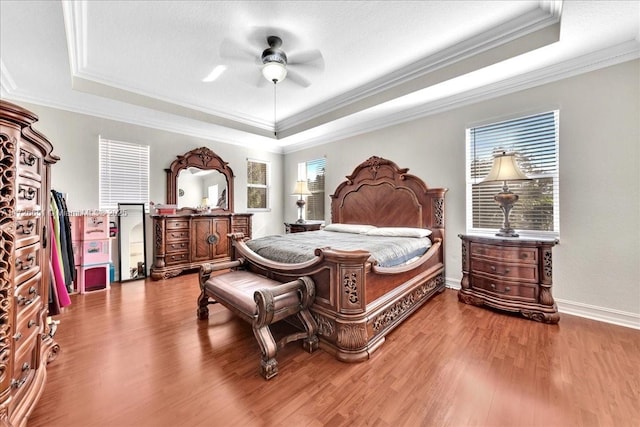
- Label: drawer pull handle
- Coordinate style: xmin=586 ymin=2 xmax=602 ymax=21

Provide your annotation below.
xmin=16 ymin=220 xmax=35 ymax=235
xmin=521 ymin=253 xmax=529 ymax=259
xmin=11 ymin=377 xmax=27 ymax=389
xmin=16 ymin=255 xmax=35 ymax=271
xmin=490 ymin=283 xmax=511 ymax=294
xmin=28 ymin=319 xmax=36 ymax=328
xmin=489 ymin=265 xmax=510 ymax=275
xmin=14 ymin=332 xmax=22 ymax=341
xmin=22 ymin=362 xmax=30 ymax=372
xmin=18 ymin=186 xmax=37 ymax=201
xmin=20 ymin=150 xmax=37 ymax=166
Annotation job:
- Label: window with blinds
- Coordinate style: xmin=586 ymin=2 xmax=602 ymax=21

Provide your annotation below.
xmin=99 ymin=136 xmax=150 ymax=211
xmin=467 ymin=111 xmax=559 ymax=235
xmin=298 ymin=158 xmax=326 ymax=221
xmin=247 ymin=159 xmax=270 ymax=210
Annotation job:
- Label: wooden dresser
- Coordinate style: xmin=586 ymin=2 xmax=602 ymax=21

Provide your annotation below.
xmin=1 ymin=100 xmax=60 ymax=426
xmin=458 ymin=234 xmax=559 ymax=323
xmin=150 ymin=212 xmax=252 ymax=280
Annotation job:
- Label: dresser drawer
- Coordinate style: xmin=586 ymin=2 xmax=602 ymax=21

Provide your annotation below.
xmin=166 ymin=229 xmax=189 ymax=242
xmin=166 ymin=219 xmax=189 ymax=230
xmin=12 ymin=338 xmax=37 ymax=392
xmin=14 ymin=243 xmax=40 ymax=285
xmin=16 ymin=177 xmax=41 ymax=210
xmin=470 ymin=258 xmax=538 ymax=283
xmin=470 ymin=242 xmax=537 ymax=264
xmin=15 ymin=215 xmax=41 ymax=248
xmin=15 ymin=274 xmax=41 ymax=308
xmin=166 ymin=241 xmax=189 ymax=254
xmin=471 ymin=274 xmax=538 ymax=302
xmin=17 ymin=141 xmax=43 ymax=182
xmin=165 ymin=252 xmax=189 ymax=265
xmin=14 ymin=296 xmax=41 ymax=349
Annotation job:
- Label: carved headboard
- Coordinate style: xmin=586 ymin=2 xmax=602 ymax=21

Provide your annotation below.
xmin=330 ymin=156 xmax=447 ymax=241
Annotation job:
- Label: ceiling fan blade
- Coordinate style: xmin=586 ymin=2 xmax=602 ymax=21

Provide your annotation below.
xmin=288 ymin=49 xmax=325 ymax=72
xmin=219 ymin=38 xmax=259 ymax=64
xmin=285 ymin=69 xmax=311 ymax=88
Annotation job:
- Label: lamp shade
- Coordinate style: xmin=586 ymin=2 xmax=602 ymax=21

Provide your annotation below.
xmin=292 ymin=180 xmax=312 ymax=196
xmin=262 ymin=61 xmax=287 ymax=83
xmin=481 ymin=151 xmax=529 ymax=183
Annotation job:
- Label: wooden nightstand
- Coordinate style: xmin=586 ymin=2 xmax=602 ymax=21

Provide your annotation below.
xmin=458 ymin=234 xmax=559 ymax=323
xmin=284 ymin=222 xmax=322 ymax=234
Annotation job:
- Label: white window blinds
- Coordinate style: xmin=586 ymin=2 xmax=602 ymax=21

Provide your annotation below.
xmin=99 ymin=136 xmax=150 ymax=211
xmin=298 ymin=158 xmax=326 ymax=221
xmin=247 ymin=159 xmax=270 ymax=210
xmin=467 ymin=111 xmax=559 ymax=235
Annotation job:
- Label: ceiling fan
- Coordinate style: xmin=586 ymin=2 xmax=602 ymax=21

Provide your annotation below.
xmin=218 ymin=29 xmax=325 ymax=88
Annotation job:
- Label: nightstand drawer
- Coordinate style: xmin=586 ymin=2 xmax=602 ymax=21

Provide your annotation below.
xmin=470 ymin=258 xmax=538 ymax=283
xmin=470 ymin=242 xmax=537 ymax=264
xmin=471 ymin=275 xmax=537 ymax=302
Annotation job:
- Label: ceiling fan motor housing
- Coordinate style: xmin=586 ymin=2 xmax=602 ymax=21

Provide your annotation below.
xmin=262 ymin=36 xmax=288 ymax=66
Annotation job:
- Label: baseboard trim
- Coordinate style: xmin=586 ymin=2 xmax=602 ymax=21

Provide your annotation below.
xmin=555 ymin=299 xmax=640 ymax=330
xmin=444 ymin=277 xmax=639 ymax=330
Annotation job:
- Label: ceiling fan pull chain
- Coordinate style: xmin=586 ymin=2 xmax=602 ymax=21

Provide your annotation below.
xmin=273 ymin=81 xmax=277 ymax=137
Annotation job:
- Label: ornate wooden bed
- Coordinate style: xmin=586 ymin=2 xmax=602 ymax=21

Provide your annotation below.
xmin=226 ymin=156 xmax=447 ymax=362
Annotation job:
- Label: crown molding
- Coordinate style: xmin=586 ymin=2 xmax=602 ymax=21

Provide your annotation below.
xmin=282 ymin=39 xmax=640 ymax=153
xmin=277 ymin=1 xmax=562 ymax=136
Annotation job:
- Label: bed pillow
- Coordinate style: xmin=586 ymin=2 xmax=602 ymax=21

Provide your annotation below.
xmin=323 ymin=223 xmax=377 ymax=234
xmin=365 ymin=227 xmax=432 ymax=238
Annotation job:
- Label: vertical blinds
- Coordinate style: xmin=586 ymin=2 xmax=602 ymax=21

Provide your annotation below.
xmin=304 ymin=158 xmax=326 ymax=221
xmin=468 ymin=111 xmax=559 ymax=234
xmin=99 ymin=136 xmax=150 ymax=211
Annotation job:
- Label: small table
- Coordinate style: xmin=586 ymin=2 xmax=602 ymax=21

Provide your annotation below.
xmin=285 ymin=222 xmax=322 ymax=234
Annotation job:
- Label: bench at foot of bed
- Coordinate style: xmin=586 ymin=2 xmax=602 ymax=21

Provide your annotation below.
xmin=198 ymin=262 xmax=318 ymax=380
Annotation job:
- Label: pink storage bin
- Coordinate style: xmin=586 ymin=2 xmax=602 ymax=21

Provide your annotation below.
xmin=75 ymin=239 xmax=110 ymax=266
xmin=74 ymin=263 xmax=110 ymax=294
xmin=70 ymin=214 xmax=110 ymax=241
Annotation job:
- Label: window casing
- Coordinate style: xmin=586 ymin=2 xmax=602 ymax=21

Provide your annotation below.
xmin=247 ymin=159 xmax=270 ymax=210
xmin=298 ymin=158 xmax=326 ymax=222
xmin=99 ymin=136 xmax=150 ymax=211
xmin=466 ymin=111 xmax=559 ymax=236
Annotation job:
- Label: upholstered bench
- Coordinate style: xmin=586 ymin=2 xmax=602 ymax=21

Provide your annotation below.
xmin=197 ymin=260 xmax=318 ymax=380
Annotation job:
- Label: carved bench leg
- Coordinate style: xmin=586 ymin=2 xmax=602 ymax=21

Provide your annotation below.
xmin=197 ymin=290 xmax=210 ymax=320
xmin=298 ymin=309 xmax=319 ymax=353
xmin=253 ymin=325 xmax=278 ymax=380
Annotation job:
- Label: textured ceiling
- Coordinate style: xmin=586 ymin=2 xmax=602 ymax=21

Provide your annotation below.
xmin=1 ymin=1 xmax=638 ymax=152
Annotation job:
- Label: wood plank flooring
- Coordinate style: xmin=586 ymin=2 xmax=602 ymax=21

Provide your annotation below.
xmin=27 ymin=274 xmax=639 ymax=427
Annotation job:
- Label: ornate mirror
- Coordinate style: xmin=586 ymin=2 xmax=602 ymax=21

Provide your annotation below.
xmin=166 ymin=147 xmax=234 ymax=211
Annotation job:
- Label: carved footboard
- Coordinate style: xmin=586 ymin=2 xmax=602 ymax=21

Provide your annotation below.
xmin=230 ymin=233 xmax=445 ymax=362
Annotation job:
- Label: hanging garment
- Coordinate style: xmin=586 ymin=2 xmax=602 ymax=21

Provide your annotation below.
xmin=50 ymin=216 xmax=71 ymax=308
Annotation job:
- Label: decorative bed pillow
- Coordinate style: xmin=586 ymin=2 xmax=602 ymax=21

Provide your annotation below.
xmin=323 ymin=223 xmax=377 ymax=234
xmin=366 ymin=227 xmax=432 ymax=238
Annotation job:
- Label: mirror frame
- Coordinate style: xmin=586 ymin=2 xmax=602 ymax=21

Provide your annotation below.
xmin=166 ymin=147 xmax=234 ymax=211
xmin=117 ymin=202 xmax=148 ymax=282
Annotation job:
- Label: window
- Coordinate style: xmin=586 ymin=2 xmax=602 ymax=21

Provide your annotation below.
xmin=99 ymin=136 xmax=150 ymax=211
xmin=298 ymin=158 xmax=326 ymax=221
xmin=466 ymin=111 xmax=559 ymax=235
xmin=247 ymin=159 xmax=270 ymax=210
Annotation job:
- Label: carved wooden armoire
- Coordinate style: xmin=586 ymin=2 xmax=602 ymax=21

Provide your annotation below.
xmin=1 ymin=100 xmax=60 ymax=426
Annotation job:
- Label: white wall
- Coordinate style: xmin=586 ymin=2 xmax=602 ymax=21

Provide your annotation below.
xmin=285 ymin=60 xmax=640 ymax=324
xmin=17 ymin=102 xmax=285 ymax=240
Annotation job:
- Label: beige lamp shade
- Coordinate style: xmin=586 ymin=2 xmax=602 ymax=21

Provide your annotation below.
xmin=481 ymin=151 xmax=529 ymax=183
xmin=292 ymin=180 xmax=312 ymax=196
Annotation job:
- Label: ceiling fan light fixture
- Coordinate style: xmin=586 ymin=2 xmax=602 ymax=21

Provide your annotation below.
xmin=262 ymin=61 xmax=287 ymax=83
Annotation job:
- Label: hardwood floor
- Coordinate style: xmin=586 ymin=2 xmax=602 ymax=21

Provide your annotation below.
xmin=28 ymin=274 xmax=639 ymax=427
